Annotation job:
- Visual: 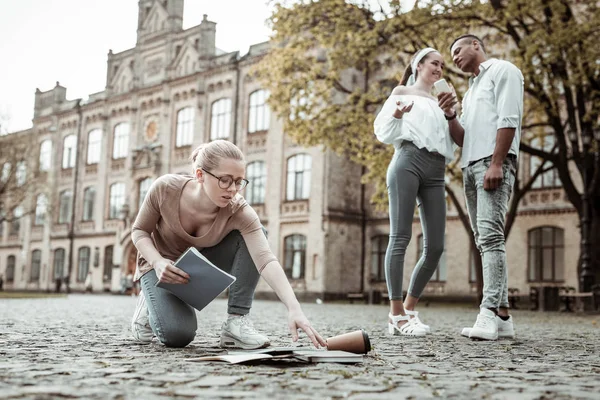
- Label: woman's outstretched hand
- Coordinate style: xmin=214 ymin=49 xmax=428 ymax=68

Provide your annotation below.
xmin=287 ymin=307 xmax=327 ymax=348
xmin=152 ymin=258 xmax=189 ymax=284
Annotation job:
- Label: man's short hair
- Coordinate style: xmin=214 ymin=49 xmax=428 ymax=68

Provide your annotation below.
xmin=450 ymin=34 xmax=485 ymax=52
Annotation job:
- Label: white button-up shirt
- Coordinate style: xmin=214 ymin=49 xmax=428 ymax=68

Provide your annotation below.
xmin=459 ymin=58 xmax=524 ymax=168
xmin=374 ymin=94 xmax=457 ymax=164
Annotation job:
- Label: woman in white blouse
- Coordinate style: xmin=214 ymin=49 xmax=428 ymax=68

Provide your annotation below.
xmin=374 ymin=48 xmax=457 ymax=336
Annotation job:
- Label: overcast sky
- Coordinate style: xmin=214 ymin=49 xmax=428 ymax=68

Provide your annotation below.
xmin=0 ymin=0 xmax=273 ymax=133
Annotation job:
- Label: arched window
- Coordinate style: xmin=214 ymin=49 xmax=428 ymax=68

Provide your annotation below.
xmin=416 ymin=234 xmax=447 ymax=282
xmin=87 ymin=129 xmax=102 ymax=164
xmin=113 ymin=123 xmax=129 ymax=159
xmin=30 ymin=249 xmax=42 ymax=282
xmin=39 ymin=140 xmax=52 ymax=171
xmin=58 ymin=190 xmax=72 ymax=224
xmin=10 ymin=205 xmax=23 ymax=236
xmin=34 ymin=194 xmax=48 ymax=225
xmin=284 ymin=234 xmax=306 ymax=279
xmin=77 ymin=246 xmax=91 ymax=282
xmin=53 ymin=248 xmax=65 ymax=280
xmin=138 ymin=178 xmax=153 ymax=209
xmin=528 ymin=226 xmax=564 ymax=282
xmin=82 ymin=187 xmax=96 ymax=221
xmin=176 ymin=107 xmax=195 ymax=147
xmin=6 ymin=255 xmax=16 ymax=283
xmin=62 ymin=135 xmax=77 ymax=169
xmin=109 ymin=182 xmax=126 ymax=219
xmin=210 ymin=98 xmax=231 ymax=140
xmin=286 ymin=154 xmax=311 ymax=200
xmin=15 ymin=161 xmax=26 ymax=186
xmin=371 ymin=235 xmax=389 ymax=282
xmin=246 ymin=161 xmax=266 ymax=205
xmin=530 ymin=135 xmax=561 ymax=188
xmin=248 ymin=90 xmax=270 ymax=133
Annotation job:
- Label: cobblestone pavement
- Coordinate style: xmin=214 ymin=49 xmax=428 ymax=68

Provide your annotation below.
xmin=1 ymin=294 xmax=599 ymax=399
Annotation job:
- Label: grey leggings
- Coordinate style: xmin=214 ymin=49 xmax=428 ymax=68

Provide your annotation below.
xmin=140 ymin=230 xmax=262 ymax=348
xmin=385 ymin=142 xmax=446 ymax=300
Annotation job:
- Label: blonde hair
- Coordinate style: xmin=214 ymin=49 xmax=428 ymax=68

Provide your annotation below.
xmin=190 ymin=140 xmax=245 ymax=173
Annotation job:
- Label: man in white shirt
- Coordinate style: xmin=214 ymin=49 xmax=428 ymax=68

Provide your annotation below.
xmin=438 ymin=34 xmax=524 ymax=340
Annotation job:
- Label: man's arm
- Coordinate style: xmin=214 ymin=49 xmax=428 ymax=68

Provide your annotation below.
xmin=438 ymin=92 xmax=464 ymax=146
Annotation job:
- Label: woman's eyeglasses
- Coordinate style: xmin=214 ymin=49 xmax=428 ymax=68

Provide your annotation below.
xmin=203 ymin=169 xmax=249 ymax=190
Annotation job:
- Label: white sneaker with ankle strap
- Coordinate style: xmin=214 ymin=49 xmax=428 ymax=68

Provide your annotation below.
xmin=405 ymin=310 xmax=431 ymax=334
xmin=388 ymin=313 xmax=428 ymax=336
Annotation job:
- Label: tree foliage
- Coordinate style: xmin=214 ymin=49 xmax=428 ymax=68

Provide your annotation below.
xmin=256 ymin=0 xmax=600 ymax=286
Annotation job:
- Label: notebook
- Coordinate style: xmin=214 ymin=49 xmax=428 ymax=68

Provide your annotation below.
xmin=155 ymin=247 xmax=236 ymax=312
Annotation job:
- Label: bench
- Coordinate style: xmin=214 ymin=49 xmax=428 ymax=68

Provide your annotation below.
xmin=347 ymin=293 xmax=366 ymax=304
xmin=507 ymin=288 xmax=531 ymax=309
xmin=559 ymin=286 xmax=594 ymax=312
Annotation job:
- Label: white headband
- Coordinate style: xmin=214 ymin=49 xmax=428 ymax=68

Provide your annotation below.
xmin=406 ymin=47 xmax=438 ymax=86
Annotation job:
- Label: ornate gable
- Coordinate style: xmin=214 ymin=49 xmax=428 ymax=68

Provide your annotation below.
xmin=170 ymin=40 xmax=200 ymax=78
xmin=110 ymin=62 xmax=134 ymax=93
xmin=140 ymin=2 xmax=169 ymax=36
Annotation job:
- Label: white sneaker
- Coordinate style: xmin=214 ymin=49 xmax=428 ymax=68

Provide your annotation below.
xmin=461 ymin=315 xmax=515 ymax=339
xmin=467 ymin=308 xmax=498 ymax=340
xmin=131 ymin=293 xmax=154 ymax=343
xmin=405 ymin=310 xmax=431 ymax=334
xmin=220 ymin=315 xmax=270 ymax=350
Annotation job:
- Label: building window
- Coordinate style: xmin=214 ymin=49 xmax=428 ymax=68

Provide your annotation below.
xmin=34 ymin=194 xmax=48 ymax=226
xmin=10 ymin=205 xmax=23 ymax=236
xmin=248 ymin=90 xmax=270 ymax=133
xmin=58 ymin=190 xmax=72 ymax=224
xmin=176 ymin=107 xmax=194 ymax=147
xmin=210 ymin=98 xmax=231 ymax=140
xmin=528 ymin=226 xmax=564 ymax=282
xmin=87 ymin=129 xmax=102 ymax=164
xmin=77 ymin=246 xmax=91 ymax=282
xmin=82 ymin=187 xmax=96 ymax=221
xmin=15 ymin=161 xmax=26 ymax=187
xmin=31 ymin=249 xmax=41 ymax=282
xmin=284 ymin=234 xmax=306 ymax=279
xmin=104 ymin=245 xmax=114 ymax=283
xmin=416 ymin=234 xmax=447 ymax=282
xmin=138 ymin=178 xmax=153 ymax=209
xmin=371 ymin=235 xmax=389 ymax=282
xmin=109 ymin=182 xmax=126 ymax=219
xmin=289 ymin=87 xmax=313 ymax=121
xmin=53 ymin=248 xmax=65 ymax=280
xmin=1 ymin=162 xmax=11 ymax=183
xmin=39 ymin=140 xmax=52 ymax=171
xmin=246 ymin=161 xmax=266 ymax=205
xmin=6 ymin=255 xmax=16 ymax=283
xmin=286 ymin=154 xmax=312 ymax=200
xmin=530 ymin=135 xmax=561 ymax=188
xmin=62 ymin=134 xmax=77 ymax=169
xmin=113 ymin=123 xmax=129 ymax=159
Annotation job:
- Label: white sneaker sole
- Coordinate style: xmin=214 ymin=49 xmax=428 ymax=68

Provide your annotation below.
xmin=461 ymin=327 xmax=514 ymax=339
xmin=219 ymin=333 xmax=270 ymax=350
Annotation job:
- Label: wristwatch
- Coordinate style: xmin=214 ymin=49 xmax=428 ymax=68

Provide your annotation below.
xmin=445 ymin=111 xmax=457 ymax=121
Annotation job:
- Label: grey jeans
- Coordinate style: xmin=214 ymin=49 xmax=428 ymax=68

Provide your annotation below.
xmin=385 ymin=141 xmax=446 ymax=300
xmin=139 ymin=230 xmax=262 ymax=348
xmin=463 ymin=156 xmax=516 ymax=310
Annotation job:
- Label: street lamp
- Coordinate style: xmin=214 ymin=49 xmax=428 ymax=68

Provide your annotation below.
xmin=579 ymin=128 xmax=595 ymax=293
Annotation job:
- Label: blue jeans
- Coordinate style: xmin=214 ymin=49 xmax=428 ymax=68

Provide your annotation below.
xmin=139 ymin=230 xmax=262 ymax=348
xmin=463 ymin=156 xmax=516 ymax=310
xmin=385 ymin=141 xmax=446 ymax=300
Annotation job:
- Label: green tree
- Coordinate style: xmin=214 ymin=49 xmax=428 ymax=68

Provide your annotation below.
xmin=256 ymin=0 xmax=600 ymax=293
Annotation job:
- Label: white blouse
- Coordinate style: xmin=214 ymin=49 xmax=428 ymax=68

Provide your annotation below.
xmin=374 ymin=94 xmax=456 ymax=164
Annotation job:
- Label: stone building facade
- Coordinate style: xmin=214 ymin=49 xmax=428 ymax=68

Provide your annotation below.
xmin=0 ymin=0 xmax=579 ymax=300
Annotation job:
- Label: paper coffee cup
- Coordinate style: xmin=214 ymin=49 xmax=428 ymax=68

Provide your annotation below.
xmin=326 ymin=329 xmax=371 ymax=354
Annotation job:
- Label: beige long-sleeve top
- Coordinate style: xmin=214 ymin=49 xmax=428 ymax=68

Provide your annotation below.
xmin=131 ymin=174 xmax=277 ymax=280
